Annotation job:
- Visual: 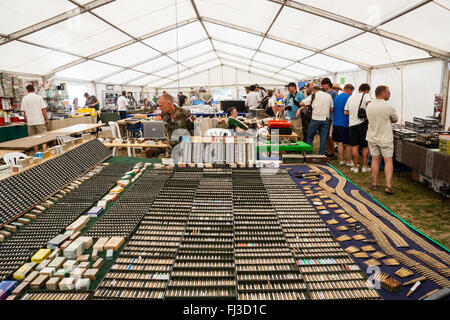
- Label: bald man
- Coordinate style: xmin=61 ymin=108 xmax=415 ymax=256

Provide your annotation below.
xmin=146 ymin=94 xmax=194 ymax=158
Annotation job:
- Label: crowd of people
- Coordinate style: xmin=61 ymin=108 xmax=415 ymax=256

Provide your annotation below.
xmin=32 ymin=80 xmax=398 ymax=195
xmin=239 ymin=79 xmax=399 ymax=195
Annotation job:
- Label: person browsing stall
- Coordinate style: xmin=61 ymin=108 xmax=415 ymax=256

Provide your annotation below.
xmin=344 ymin=83 xmax=372 ymax=174
xmin=21 ymin=85 xmax=49 ymax=152
xmin=117 ymin=91 xmax=129 ymax=120
xmin=366 ymin=86 xmax=398 ymax=195
xmin=245 ymin=85 xmax=260 ymax=110
xmin=333 ymin=84 xmax=354 ymax=166
xmin=297 ymin=85 xmax=333 ymax=155
xmin=84 ymin=92 xmax=100 ymax=111
xmin=286 ymin=82 xmax=305 ymax=141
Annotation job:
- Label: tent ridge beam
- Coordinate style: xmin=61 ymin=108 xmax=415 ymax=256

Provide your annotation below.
xmin=269 ymin=0 xmax=449 ymax=58
xmin=190 ymin=0 xmax=224 ymax=67
xmin=222 ymin=64 xmax=288 ymax=84
xmin=81 ymin=8 xmax=197 ymax=75
xmin=0 ymin=0 xmax=115 ymax=46
xmin=249 ymin=0 xmax=287 ymax=67
xmin=201 ymin=16 xmax=371 ymax=70
xmin=143 ymin=57 xmax=220 ymax=87
xmin=215 ymin=49 xmax=309 ymax=78
xmin=93 ymin=37 xmax=210 ymax=82
xmin=43 ymin=18 xmax=198 ymax=77
xmin=212 ymin=38 xmax=332 ymax=74
xmin=124 ymin=50 xmax=216 ymax=85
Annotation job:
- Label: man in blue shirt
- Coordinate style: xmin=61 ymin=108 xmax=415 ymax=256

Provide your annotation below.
xmin=285 ymin=82 xmax=305 ymax=141
xmin=332 ymin=84 xmax=354 ymax=166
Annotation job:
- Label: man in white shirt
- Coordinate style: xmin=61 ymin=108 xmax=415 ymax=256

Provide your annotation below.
xmin=245 ymin=85 xmax=260 ymax=110
xmin=117 ymin=91 xmax=129 ymax=120
xmin=344 ymin=83 xmax=372 ymax=173
xmin=297 ymin=85 xmax=333 ymax=155
xmin=21 ymin=85 xmax=49 ymax=152
xmin=366 ymin=86 xmax=398 ymax=195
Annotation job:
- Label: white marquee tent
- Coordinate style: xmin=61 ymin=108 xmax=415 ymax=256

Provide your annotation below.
xmin=0 ymin=0 xmax=449 ymax=126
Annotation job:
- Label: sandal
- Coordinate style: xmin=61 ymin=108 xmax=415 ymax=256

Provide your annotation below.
xmin=369 ymin=184 xmax=378 ymax=190
xmin=385 ymin=187 xmax=394 ymax=195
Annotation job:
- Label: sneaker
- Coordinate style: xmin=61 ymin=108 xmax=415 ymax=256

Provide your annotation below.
xmin=339 ymin=161 xmax=346 ymax=166
xmin=326 ymin=154 xmax=337 ymax=160
xmin=362 ymin=167 xmax=371 ymax=173
xmin=350 ymin=167 xmax=359 ymax=174
xmin=346 ymin=162 xmax=353 ymax=167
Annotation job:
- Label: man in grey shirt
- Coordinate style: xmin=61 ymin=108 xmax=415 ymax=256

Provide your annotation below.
xmin=366 ymin=85 xmax=398 ymax=195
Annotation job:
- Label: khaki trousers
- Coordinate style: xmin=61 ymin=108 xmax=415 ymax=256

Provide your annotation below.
xmin=290 ymin=118 xmax=303 ymax=141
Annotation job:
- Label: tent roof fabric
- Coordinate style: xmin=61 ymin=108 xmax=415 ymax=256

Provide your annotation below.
xmin=0 ymin=0 xmax=448 ymax=88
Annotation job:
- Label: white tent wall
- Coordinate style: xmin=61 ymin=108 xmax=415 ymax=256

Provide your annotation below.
xmin=370 ymin=60 xmax=443 ymax=124
xmin=335 ymin=70 xmax=369 ymax=90
xmin=402 ymin=60 xmax=443 ymax=124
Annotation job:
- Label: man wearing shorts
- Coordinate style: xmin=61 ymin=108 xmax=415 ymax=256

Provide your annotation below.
xmin=366 ymin=86 xmax=398 ymax=195
xmin=21 ymin=85 xmax=49 ymax=152
xmin=344 ymin=83 xmax=372 ymax=173
xmin=332 ymin=84 xmax=354 ymax=166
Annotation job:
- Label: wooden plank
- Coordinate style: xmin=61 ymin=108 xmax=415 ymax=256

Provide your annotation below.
xmin=0 ymin=132 xmax=60 ymax=150
xmin=52 ymin=123 xmax=105 ymax=136
xmin=103 ymin=143 xmax=168 ymax=148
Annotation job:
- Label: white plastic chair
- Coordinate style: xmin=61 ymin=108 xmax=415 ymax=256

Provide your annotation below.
xmin=108 ymin=121 xmax=133 ymax=157
xmin=256 ymin=127 xmax=269 ymax=138
xmin=3 ymin=152 xmax=27 ymax=166
xmin=56 ymin=135 xmax=76 ymax=145
xmin=205 ymin=128 xmax=232 ymax=137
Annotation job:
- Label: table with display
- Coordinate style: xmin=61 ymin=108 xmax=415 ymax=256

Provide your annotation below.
xmin=52 ymin=123 xmax=105 ymax=137
xmin=0 ymin=124 xmax=104 ymax=153
xmin=394 ymin=137 xmax=450 ymax=184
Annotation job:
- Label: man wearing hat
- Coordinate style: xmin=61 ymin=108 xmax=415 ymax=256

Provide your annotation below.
xmin=285 ymin=82 xmax=305 ymax=141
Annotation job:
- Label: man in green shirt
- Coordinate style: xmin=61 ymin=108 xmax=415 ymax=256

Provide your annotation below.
xmin=145 ymin=93 xmax=194 ymax=158
xmin=227 ymin=107 xmax=249 ymax=133
xmin=84 ymin=92 xmax=100 ymax=111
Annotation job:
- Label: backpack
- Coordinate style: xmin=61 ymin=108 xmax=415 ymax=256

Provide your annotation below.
xmin=357 ymin=93 xmax=367 ymax=119
xmin=302 ymin=93 xmax=315 ymax=121
xmin=258 ymin=96 xmax=269 ymax=110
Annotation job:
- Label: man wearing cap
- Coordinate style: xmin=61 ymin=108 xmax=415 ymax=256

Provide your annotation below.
xmin=285 ymin=82 xmax=305 ymax=141
xmin=297 ymin=85 xmax=333 ymax=155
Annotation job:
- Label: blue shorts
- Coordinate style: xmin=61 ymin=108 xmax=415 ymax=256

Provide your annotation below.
xmin=332 ymin=126 xmax=349 ymax=144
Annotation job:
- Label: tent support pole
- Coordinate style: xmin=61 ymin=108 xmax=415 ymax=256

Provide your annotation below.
xmin=441 ymin=61 xmax=449 ymax=127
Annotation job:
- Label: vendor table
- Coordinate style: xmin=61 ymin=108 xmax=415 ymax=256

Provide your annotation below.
xmin=266 ymin=132 xmax=298 ymax=141
xmin=256 ymin=141 xmax=313 ymax=153
xmin=0 ymin=123 xmax=27 ymax=143
xmin=102 ymin=142 xmax=168 ymax=149
xmin=48 ymin=116 xmax=96 ymax=131
xmin=0 ymin=132 xmax=60 ymax=151
xmin=395 ymin=138 xmax=450 ymax=183
xmin=52 ymin=123 xmax=105 ymax=136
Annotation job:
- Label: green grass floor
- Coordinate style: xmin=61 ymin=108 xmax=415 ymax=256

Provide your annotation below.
xmin=308 ymin=136 xmax=450 ymax=249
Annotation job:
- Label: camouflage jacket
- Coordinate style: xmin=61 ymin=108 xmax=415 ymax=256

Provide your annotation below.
xmin=162 ymin=106 xmax=195 ymax=146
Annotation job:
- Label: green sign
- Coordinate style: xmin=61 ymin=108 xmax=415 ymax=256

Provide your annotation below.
xmin=340 ymin=77 xmax=345 ymax=85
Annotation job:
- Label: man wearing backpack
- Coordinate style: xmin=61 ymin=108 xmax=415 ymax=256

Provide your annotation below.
xmin=344 ymin=83 xmax=372 ymax=174
xmin=297 ymin=85 xmax=333 ymax=155
xmin=285 ymin=82 xmax=305 ymax=141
